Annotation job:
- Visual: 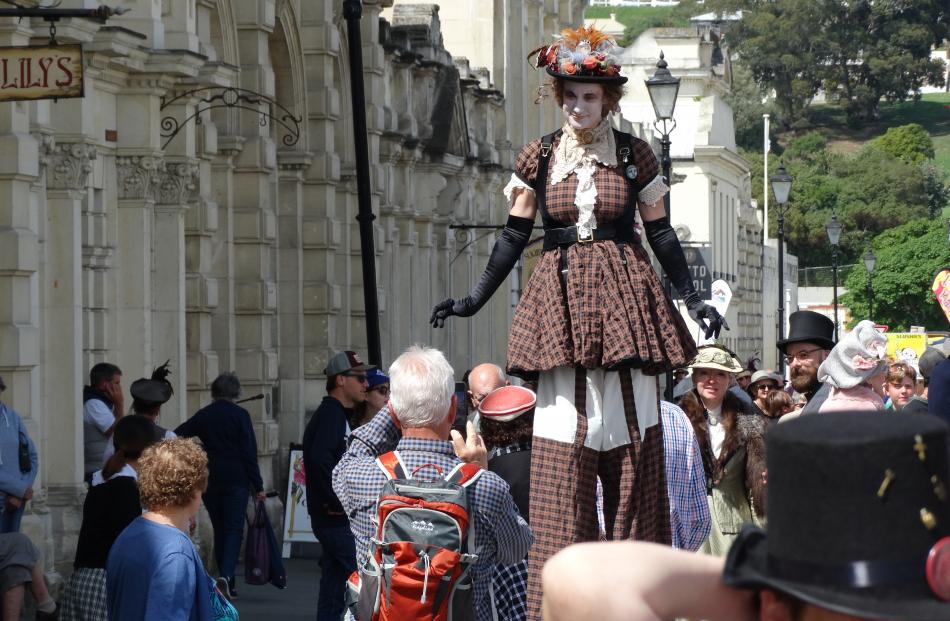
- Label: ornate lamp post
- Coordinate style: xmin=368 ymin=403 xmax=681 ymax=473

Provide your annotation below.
xmin=645 ymin=51 xmax=680 ymax=400
xmin=825 ymin=214 xmax=842 ymax=340
xmin=863 ymin=249 xmax=877 ymax=319
xmin=770 ymin=164 xmax=793 ymax=373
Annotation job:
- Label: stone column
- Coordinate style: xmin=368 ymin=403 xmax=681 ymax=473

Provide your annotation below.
xmin=275 ymin=153 xmax=310 ymax=451
xmin=41 ymin=141 xmax=96 ymax=573
xmin=153 ymin=160 xmax=198 ymax=425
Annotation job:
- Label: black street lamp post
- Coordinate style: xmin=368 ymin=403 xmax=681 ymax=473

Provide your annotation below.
xmin=864 ymin=249 xmax=877 ymax=320
xmin=826 ymin=214 xmax=842 ymax=341
xmin=645 ymin=51 xmax=680 ymax=400
xmin=770 ymin=164 xmax=793 ymax=373
xmin=343 ymin=0 xmax=382 ymax=366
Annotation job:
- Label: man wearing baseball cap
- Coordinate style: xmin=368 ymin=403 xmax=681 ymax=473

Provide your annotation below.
xmin=902 ymin=347 xmax=946 ymax=416
xmin=302 ymin=350 xmax=374 ymax=620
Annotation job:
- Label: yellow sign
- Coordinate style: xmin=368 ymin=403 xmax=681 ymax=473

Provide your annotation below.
xmin=0 ymin=44 xmax=83 ymax=103
xmin=886 ymin=333 xmax=928 ymax=371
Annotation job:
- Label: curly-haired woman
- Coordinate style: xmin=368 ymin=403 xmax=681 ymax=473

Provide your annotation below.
xmin=106 ymin=438 xmax=236 ymax=620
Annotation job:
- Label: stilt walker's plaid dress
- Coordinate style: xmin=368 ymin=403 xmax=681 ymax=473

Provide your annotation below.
xmin=505 ymin=128 xmax=697 ymax=619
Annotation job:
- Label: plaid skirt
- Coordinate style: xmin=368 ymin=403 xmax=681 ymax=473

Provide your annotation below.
xmin=61 ymin=567 xmax=107 ymax=621
xmin=508 ymin=240 xmax=696 ymax=377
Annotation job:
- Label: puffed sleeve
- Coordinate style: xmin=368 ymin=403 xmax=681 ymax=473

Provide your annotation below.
xmin=631 ymin=138 xmax=669 ymax=206
xmin=503 ymin=139 xmax=543 ymax=205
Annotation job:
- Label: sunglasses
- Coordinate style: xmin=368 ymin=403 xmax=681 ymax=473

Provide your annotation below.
xmin=344 ymin=373 xmax=368 ymax=383
xmin=756 ymin=383 xmax=779 ymax=391
xmin=371 ymin=385 xmax=390 ymax=396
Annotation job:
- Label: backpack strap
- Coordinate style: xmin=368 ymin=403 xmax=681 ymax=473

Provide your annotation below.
xmin=445 ymin=462 xmax=483 ymax=488
xmin=375 ymin=451 xmax=409 ymax=480
xmin=534 ymin=130 xmax=561 ymax=231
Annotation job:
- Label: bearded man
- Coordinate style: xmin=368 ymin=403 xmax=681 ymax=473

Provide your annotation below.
xmin=776 ymin=311 xmax=836 ymax=416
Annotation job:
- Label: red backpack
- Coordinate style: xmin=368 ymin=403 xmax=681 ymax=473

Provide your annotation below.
xmin=347 ymin=451 xmax=482 ymax=621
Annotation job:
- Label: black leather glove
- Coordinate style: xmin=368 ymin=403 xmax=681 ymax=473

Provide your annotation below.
xmin=430 ymin=215 xmax=534 ymax=328
xmin=643 ymin=217 xmax=729 ymax=339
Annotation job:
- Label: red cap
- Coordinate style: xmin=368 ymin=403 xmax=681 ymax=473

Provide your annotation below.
xmin=478 ymin=385 xmax=536 ymax=423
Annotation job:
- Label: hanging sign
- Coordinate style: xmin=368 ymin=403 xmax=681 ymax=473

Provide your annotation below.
xmin=0 ymin=44 xmax=83 ymax=103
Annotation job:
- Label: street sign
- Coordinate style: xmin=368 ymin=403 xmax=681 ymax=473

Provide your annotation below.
xmin=0 ymin=44 xmax=83 ymax=103
xmin=681 ymin=244 xmax=712 ymax=298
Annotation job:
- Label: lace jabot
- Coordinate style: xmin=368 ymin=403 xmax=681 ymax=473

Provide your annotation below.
xmin=549 ymin=119 xmax=617 ymax=238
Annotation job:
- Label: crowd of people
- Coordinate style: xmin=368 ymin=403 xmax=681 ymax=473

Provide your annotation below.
xmin=1 ymin=21 xmax=949 ymax=621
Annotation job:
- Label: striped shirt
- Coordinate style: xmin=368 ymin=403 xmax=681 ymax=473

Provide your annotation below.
xmin=332 ymin=408 xmax=533 ymax=621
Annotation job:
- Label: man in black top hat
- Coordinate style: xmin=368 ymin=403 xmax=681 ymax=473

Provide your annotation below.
xmin=777 ymin=310 xmax=836 ymax=416
xmin=542 ymin=411 xmax=950 ymax=621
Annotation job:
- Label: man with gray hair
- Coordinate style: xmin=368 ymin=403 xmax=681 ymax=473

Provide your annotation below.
xmin=333 ymin=345 xmax=533 ymax=621
xmin=175 ymin=372 xmax=266 ymax=599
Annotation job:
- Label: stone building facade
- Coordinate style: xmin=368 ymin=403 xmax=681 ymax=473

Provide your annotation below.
xmin=0 ymin=0 xmax=591 ymax=579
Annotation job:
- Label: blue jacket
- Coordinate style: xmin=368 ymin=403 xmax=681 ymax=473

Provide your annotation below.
xmin=0 ymin=403 xmax=37 ymax=499
xmin=928 ymin=359 xmax=950 ymax=426
xmin=175 ymin=400 xmax=263 ymax=493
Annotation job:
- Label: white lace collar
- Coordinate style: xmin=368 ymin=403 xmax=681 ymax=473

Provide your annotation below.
xmin=550 ymin=118 xmax=617 ymax=186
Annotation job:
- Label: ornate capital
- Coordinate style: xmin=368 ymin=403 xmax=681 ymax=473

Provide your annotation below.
xmin=157 ymin=160 xmax=199 ymax=205
xmin=116 ymin=155 xmax=164 ymax=201
xmin=42 ymin=141 xmax=97 ymax=191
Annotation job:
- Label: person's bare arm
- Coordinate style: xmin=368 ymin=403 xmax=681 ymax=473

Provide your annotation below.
xmin=542 ymin=542 xmax=757 ymax=621
xmin=509 ymin=188 xmax=538 ymax=220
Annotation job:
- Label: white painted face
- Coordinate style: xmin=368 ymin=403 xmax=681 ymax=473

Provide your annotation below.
xmin=561 ymin=81 xmax=606 ymax=130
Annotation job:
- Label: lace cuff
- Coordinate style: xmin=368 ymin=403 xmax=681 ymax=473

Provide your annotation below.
xmin=503 ymin=173 xmax=535 ymax=205
xmin=638 ymin=175 xmax=669 ymax=206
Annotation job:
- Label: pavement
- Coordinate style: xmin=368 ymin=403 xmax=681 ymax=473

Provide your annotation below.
xmin=231 ymin=553 xmax=322 ymax=621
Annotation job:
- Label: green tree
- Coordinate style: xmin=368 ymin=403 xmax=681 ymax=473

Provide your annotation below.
xmin=871 ymin=124 xmax=936 ymax=164
xmin=840 ymin=219 xmax=950 ymax=331
xmin=706 ymin=0 xmax=948 ymax=125
xmin=726 ymin=63 xmax=778 ymax=151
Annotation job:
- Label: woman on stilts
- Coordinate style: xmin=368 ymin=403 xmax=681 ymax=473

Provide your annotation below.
xmin=431 ymin=25 xmax=726 ymax=619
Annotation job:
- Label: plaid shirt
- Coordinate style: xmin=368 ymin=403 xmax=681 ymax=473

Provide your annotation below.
xmin=662 ymin=401 xmax=711 ymax=551
xmin=332 ymin=409 xmax=533 ymax=621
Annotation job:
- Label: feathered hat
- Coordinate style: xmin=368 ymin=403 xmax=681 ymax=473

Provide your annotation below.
xmin=532 ymin=25 xmax=627 ymax=84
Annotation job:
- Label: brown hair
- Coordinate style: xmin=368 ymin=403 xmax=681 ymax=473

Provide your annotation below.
xmin=480 ymin=411 xmax=534 ymax=451
xmin=549 ymin=78 xmax=624 ymax=115
xmin=137 ymin=438 xmax=208 ymax=511
xmin=887 ymin=362 xmax=917 ymax=385
xmin=764 ymin=389 xmax=793 ymax=419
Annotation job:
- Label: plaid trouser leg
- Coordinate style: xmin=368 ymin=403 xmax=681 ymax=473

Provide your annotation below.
xmin=526 ymin=368 xmax=600 ymax=621
xmin=632 ymin=423 xmax=672 ymax=544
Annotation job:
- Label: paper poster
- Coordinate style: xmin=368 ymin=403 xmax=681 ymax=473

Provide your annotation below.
xmin=885 ymin=333 xmax=928 ymax=372
xmin=281 ymin=449 xmax=318 ymax=557
xmin=933 ymin=270 xmax=950 ymax=326
xmin=696 ymin=279 xmax=732 ymax=346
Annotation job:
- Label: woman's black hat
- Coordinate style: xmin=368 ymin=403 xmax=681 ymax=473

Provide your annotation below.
xmin=776 ymin=310 xmax=836 ymax=354
xmin=129 ymin=361 xmax=174 ymax=405
xmin=724 ymin=412 xmax=950 ymax=620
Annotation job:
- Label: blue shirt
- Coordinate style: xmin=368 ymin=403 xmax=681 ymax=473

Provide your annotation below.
xmin=661 ymin=401 xmax=711 ymax=551
xmin=106 ymin=517 xmax=214 ymax=621
xmin=332 ymin=408 xmax=533 ymax=621
xmin=0 ymin=403 xmax=37 ymax=500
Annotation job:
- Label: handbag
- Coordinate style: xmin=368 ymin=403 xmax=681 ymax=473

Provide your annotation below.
xmin=18 ymin=439 xmax=30 ymax=474
xmin=244 ymin=499 xmax=287 ymax=588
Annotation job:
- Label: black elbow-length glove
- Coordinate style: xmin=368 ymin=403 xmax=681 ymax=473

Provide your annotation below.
xmin=643 ymin=217 xmax=729 ymax=339
xmin=430 ymin=215 xmax=534 ymax=328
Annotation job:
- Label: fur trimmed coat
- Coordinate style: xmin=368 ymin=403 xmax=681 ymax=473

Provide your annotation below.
xmin=680 ymin=390 xmax=767 ymax=556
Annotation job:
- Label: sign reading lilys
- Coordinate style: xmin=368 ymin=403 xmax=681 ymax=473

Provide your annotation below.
xmin=0 ymin=44 xmax=83 ymax=102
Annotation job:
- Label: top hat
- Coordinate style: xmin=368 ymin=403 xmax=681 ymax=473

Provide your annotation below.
xmin=478 ymin=385 xmax=536 ymax=423
xmin=324 ymin=351 xmax=375 ymax=377
xmin=777 ymin=310 xmax=836 ymax=354
xmin=534 ymin=26 xmax=628 ymax=84
xmin=724 ymin=412 xmax=950 ymax=620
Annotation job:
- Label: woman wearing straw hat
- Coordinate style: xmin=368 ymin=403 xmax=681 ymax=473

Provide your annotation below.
xmin=680 ymin=346 xmax=766 ymax=557
xmin=431 ymin=24 xmax=726 ymax=615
